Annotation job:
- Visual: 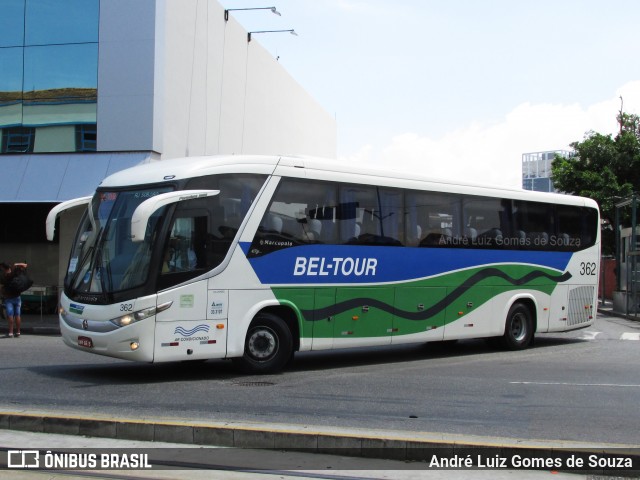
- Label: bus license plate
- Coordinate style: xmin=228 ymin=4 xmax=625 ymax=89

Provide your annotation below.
xmin=78 ymin=336 xmax=93 ymax=348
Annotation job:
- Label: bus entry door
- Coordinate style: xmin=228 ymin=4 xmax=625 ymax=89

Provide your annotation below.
xmin=153 ymin=283 xmax=227 ymax=361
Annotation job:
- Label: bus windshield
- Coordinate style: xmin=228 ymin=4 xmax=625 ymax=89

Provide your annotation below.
xmin=66 ymin=187 xmax=173 ymax=294
xmin=64 ymin=173 xmax=268 ymax=298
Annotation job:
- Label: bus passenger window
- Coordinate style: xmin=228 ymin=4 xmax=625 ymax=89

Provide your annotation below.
xmin=407 ymin=191 xmax=461 ymax=248
xmin=338 ymin=185 xmax=403 ymax=246
xmin=252 ymin=178 xmax=338 ymax=254
xmin=462 ymin=197 xmax=509 ymax=248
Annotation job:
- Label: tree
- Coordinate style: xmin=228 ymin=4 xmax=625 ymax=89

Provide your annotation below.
xmin=551 ymin=110 xmax=640 ymax=254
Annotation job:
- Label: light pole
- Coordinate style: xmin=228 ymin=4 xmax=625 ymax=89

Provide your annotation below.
xmin=247 ymin=29 xmax=297 ymax=42
xmin=224 ymin=7 xmax=280 ymax=22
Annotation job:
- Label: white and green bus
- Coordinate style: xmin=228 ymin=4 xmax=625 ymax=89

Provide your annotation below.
xmin=47 ymin=155 xmax=600 ymax=373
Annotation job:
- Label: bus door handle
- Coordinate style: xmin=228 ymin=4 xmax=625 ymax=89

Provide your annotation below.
xmin=362 ymin=306 xmax=369 ymax=313
xmin=417 ymin=304 xmax=425 ymax=311
xmin=467 ymin=302 xmax=474 ymax=308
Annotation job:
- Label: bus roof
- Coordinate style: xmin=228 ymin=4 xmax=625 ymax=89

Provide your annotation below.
xmin=98 ymin=154 xmax=598 ymax=209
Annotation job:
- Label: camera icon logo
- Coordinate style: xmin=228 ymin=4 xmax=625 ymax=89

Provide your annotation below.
xmin=7 ymin=450 xmax=40 ymax=468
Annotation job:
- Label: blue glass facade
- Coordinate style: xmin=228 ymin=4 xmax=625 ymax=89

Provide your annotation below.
xmin=0 ymin=0 xmax=99 ymax=154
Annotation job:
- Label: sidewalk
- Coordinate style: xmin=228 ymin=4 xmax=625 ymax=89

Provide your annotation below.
xmin=0 ymin=312 xmax=60 ymax=335
xmin=597 ymin=299 xmax=640 ymax=321
xmin=0 ymin=429 xmax=589 ymax=480
xmin=1 ymin=407 xmax=638 ymax=466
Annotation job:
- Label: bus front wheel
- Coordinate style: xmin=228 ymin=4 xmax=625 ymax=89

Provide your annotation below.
xmin=501 ymin=302 xmax=533 ymax=350
xmin=234 ymin=313 xmax=293 ymax=374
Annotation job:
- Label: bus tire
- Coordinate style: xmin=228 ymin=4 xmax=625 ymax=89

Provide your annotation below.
xmin=501 ymin=302 xmax=533 ymax=350
xmin=234 ymin=313 xmax=293 ymax=374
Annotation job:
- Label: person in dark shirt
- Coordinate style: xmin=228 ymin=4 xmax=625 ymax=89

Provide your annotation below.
xmin=1 ymin=262 xmax=28 ymax=338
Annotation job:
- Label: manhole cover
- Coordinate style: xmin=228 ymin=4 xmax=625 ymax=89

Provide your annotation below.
xmin=232 ymin=381 xmax=275 ymax=387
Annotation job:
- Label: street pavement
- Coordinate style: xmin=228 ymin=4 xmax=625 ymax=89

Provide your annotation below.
xmin=1 ymin=303 xmax=638 ymax=479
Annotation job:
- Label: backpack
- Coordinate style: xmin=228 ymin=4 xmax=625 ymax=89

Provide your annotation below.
xmin=7 ymin=268 xmax=34 ymax=295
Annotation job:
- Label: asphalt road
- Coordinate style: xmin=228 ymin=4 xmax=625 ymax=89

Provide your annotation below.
xmin=1 ymin=312 xmax=639 ymax=446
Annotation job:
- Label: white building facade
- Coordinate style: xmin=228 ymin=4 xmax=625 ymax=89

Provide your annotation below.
xmin=0 ymin=0 xmax=336 ymax=286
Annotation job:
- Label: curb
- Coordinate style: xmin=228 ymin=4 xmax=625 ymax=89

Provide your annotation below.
xmin=0 ymin=410 xmax=638 ymax=463
xmin=597 ymin=307 xmax=640 ymax=322
xmin=0 ymin=327 xmax=60 ymax=336
xmin=0 ymin=314 xmax=60 ymax=336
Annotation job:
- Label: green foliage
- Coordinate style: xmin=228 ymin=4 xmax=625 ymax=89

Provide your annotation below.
xmin=551 ymin=112 xmax=640 ymax=255
xmin=618 ymin=111 xmax=640 ymax=139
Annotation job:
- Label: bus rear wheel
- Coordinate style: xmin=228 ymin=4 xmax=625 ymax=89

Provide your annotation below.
xmin=501 ymin=302 xmax=533 ymax=350
xmin=234 ymin=313 xmax=293 ymax=374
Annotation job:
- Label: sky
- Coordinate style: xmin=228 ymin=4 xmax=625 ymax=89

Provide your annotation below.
xmin=219 ymin=0 xmax=640 ymax=187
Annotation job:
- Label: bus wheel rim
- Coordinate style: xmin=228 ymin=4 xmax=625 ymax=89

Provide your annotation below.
xmin=511 ymin=312 xmax=527 ymax=342
xmin=247 ymin=327 xmax=278 ymax=360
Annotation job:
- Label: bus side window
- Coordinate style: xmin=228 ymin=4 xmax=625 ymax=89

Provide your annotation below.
xmin=513 ymin=200 xmax=554 ymax=250
xmin=255 ymin=178 xmax=338 ymax=248
xmin=462 ymin=196 xmax=509 ymax=248
xmin=339 ymin=185 xmax=403 ymax=246
xmin=407 ymin=191 xmax=461 ymax=248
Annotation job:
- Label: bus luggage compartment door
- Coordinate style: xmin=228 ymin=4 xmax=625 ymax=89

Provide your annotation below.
xmin=332 ymin=287 xmax=393 ymax=347
xmin=392 ymin=287 xmax=446 ymax=343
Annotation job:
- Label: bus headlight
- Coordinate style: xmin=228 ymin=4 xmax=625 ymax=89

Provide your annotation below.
xmin=110 ymin=314 xmax=135 ymax=327
xmin=109 ymin=301 xmax=173 ymax=328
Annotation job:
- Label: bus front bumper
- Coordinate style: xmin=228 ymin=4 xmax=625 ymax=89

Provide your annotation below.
xmin=59 ymin=314 xmax=156 ymax=362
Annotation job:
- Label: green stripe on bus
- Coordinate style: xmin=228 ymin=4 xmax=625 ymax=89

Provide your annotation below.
xmin=273 ymin=264 xmax=567 ymax=339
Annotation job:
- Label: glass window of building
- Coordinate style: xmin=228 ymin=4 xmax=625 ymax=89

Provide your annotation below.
xmin=0 ymin=0 xmax=25 ymax=47
xmin=23 ymin=43 xmax=98 ymax=94
xmin=0 ymin=0 xmax=99 ymax=155
xmin=0 ymin=47 xmax=24 ymax=129
xmin=25 ymin=0 xmax=99 ymax=46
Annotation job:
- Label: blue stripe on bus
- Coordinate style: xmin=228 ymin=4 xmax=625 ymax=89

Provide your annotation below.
xmin=240 ymin=243 xmax=573 ymax=285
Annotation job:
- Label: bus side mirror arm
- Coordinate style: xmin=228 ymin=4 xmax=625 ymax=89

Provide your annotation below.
xmin=130 ymin=190 xmax=220 ymax=242
xmin=46 ymin=196 xmax=93 ymax=241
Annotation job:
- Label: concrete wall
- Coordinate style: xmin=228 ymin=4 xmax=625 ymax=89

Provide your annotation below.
xmin=160 ymin=0 xmax=336 ymax=158
xmin=97 ymin=0 xmax=336 ymax=159
xmin=97 ymin=0 xmax=158 ymax=152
